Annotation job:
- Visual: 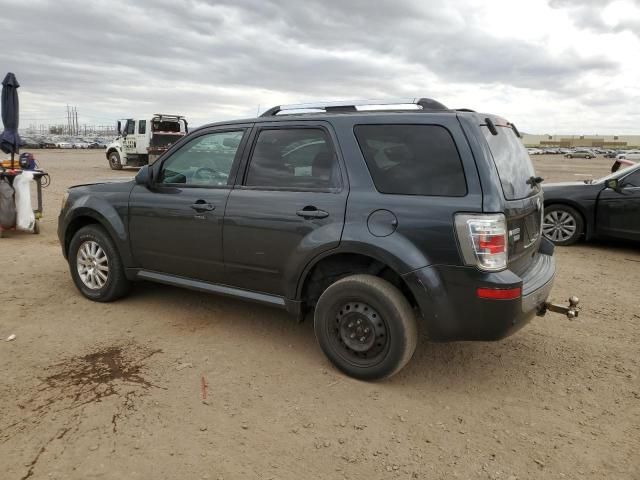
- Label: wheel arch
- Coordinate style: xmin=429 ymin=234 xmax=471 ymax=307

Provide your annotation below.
xmin=106 ymin=147 xmax=120 ymax=160
xmin=295 ymin=249 xmax=420 ymax=317
xmin=63 ymin=206 xmax=132 ymax=266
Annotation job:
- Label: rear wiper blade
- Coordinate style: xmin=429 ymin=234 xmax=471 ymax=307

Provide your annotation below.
xmin=526 ymin=176 xmax=544 ymax=187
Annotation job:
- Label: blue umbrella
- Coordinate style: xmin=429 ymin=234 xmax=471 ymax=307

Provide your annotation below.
xmin=0 ymin=72 xmax=20 ymax=168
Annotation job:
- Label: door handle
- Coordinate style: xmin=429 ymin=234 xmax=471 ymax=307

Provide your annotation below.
xmin=296 ymin=207 xmax=329 ymax=219
xmin=191 ymin=201 xmax=215 ymax=212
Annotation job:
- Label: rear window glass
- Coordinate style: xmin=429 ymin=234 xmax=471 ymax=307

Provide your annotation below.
xmin=482 ymin=126 xmax=538 ymax=200
xmin=152 ymin=121 xmax=181 ymax=133
xmin=354 ymin=125 xmax=467 ymax=196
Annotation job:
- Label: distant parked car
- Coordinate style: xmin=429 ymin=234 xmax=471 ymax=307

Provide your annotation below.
xmin=542 ymin=163 xmax=640 ymax=245
xmin=616 ymin=149 xmax=640 ymax=161
xmin=527 ymin=148 xmax=544 ymax=155
xmin=20 ymin=137 xmax=42 ymax=149
xmin=56 ymin=141 xmax=73 ymax=149
xmin=565 ymin=149 xmax=594 ymax=159
xmin=604 ymin=150 xmax=619 ymax=158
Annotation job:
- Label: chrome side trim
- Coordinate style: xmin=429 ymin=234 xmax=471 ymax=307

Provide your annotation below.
xmin=136 ymin=270 xmax=286 ymax=307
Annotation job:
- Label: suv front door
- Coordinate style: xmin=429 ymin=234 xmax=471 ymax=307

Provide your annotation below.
xmin=223 ymin=123 xmax=348 ymax=296
xmin=129 ymin=127 xmax=250 ymax=283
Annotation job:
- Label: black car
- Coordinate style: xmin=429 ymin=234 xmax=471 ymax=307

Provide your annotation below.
xmin=58 ymin=98 xmax=558 ymax=380
xmin=543 ymin=163 xmax=640 ymax=245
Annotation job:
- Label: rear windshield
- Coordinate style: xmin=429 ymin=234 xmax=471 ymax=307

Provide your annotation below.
xmin=482 ymin=125 xmax=538 ymax=200
xmin=152 ymin=120 xmax=182 ymax=133
xmin=354 ymin=124 xmax=467 ymax=196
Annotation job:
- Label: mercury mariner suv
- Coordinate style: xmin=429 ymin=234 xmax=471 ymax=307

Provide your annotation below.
xmin=59 ymin=98 xmax=566 ymax=380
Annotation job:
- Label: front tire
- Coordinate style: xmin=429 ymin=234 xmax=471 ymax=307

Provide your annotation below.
xmin=314 ymin=274 xmax=417 ymax=381
xmin=68 ymin=225 xmax=130 ymax=302
xmin=108 ymin=151 xmax=123 ymax=170
xmin=542 ymin=205 xmax=584 ymax=246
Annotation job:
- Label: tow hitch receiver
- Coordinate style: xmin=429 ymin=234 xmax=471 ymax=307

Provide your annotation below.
xmin=538 ymin=296 xmax=580 ymax=320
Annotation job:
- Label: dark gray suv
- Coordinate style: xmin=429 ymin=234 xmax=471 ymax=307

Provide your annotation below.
xmin=58 ymin=98 xmax=556 ymax=380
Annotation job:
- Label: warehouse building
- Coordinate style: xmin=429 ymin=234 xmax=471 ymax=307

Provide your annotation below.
xmin=522 ymin=134 xmax=640 ymax=148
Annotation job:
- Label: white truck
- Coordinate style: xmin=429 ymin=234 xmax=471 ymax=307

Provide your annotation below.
xmin=106 ymin=114 xmax=188 ymax=170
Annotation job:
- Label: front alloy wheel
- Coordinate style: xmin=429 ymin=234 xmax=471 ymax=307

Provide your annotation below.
xmin=68 ymin=225 xmax=130 ymax=302
xmin=76 ymin=240 xmax=109 ymax=289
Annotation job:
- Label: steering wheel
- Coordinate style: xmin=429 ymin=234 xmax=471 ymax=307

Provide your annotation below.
xmin=193 ymin=167 xmax=227 ymax=183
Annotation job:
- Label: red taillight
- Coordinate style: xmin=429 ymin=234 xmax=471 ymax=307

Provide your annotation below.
xmin=455 ymin=214 xmax=508 ymax=272
xmin=478 ymin=234 xmax=505 ymax=255
xmin=476 ymin=287 xmax=521 ymax=300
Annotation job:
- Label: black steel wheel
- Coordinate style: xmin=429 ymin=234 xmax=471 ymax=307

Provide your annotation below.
xmin=314 ymin=274 xmax=417 ymax=380
xmin=108 ymin=151 xmax=123 ymax=170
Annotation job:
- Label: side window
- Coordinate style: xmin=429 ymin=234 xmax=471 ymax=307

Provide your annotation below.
xmin=245 ymin=128 xmax=340 ymax=189
xmin=354 ymin=124 xmax=467 ymax=196
xmin=623 ymin=170 xmax=640 ymax=187
xmin=158 ymin=130 xmax=244 ymax=187
xmin=125 ymin=120 xmax=135 ymax=135
xmin=138 ymin=120 xmax=146 ymax=135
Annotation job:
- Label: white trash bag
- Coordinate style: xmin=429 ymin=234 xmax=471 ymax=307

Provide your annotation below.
xmin=0 ymin=178 xmax=16 ymax=228
xmin=13 ymin=171 xmax=35 ymax=232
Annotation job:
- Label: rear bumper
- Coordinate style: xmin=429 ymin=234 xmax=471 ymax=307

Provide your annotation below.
xmin=402 ymin=245 xmax=556 ymax=341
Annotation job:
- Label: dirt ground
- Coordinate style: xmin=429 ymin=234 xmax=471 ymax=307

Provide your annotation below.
xmin=1 ymin=150 xmax=638 ymax=480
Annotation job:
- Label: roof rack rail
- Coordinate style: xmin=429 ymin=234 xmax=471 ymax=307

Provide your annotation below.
xmin=260 ymin=98 xmax=448 ymax=117
xmin=153 ymin=113 xmax=185 ymax=119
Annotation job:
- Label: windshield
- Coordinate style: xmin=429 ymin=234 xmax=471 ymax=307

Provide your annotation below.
xmin=482 ymin=125 xmax=539 ymax=200
xmin=598 ymin=163 xmax=640 ymax=182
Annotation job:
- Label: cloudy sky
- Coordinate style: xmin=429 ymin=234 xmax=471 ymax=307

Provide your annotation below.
xmin=1 ymin=0 xmax=639 ymax=134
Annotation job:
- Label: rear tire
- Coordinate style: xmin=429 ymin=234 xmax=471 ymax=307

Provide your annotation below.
xmin=108 ymin=151 xmax=123 ymax=170
xmin=542 ymin=205 xmax=584 ymax=246
xmin=314 ymin=274 xmax=417 ymax=380
xmin=68 ymin=225 xmax=130 ymax=302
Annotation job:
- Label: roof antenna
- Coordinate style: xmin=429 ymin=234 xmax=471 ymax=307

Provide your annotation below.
xmin=256 ymin=104 xmax=261 ymax=116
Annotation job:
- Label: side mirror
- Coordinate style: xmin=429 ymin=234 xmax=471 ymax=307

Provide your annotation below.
xmin=135 ymin=165 xmax=154 ymax=188
xmin=605 ymin=178 xmax=620 ymax=191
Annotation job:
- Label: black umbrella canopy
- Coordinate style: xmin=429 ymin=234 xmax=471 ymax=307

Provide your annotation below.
xmin=0 ymin=72 xmax=20 ymax=156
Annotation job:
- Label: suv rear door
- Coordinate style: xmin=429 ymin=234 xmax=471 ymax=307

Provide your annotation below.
xmin=479 ymin=120 xmax=543 ymax=275
xmin=223 ymin=121 xmax=348 ymax=296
